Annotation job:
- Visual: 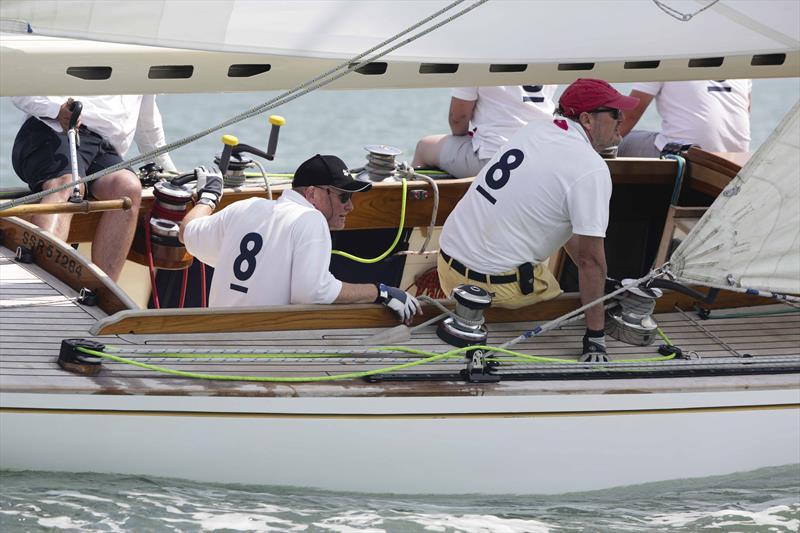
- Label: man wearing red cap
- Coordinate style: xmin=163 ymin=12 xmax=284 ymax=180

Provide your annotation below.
xmin=178 ymin=154 xmax=421 ymax=323
xmin=438 ymin=79 xmax=638 ymax=362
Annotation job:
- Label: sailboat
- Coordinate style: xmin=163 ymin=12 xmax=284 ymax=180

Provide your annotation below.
xmin=0 ymin=0 xmax=798 ymax=494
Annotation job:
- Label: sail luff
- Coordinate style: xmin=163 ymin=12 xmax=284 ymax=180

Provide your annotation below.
xmin=670 ymin=100 xmax=800 ymax=296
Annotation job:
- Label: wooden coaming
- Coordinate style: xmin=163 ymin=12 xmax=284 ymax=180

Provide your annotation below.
xmin=92 ymin=286 xmax=775 ymax=335
xmin=684 ymin=148 xmax=747 ymax=196
xmin=63 ymin=158 xmax=683 ymax=244
xmin=0 ymin=218 xmax=136 ymax=315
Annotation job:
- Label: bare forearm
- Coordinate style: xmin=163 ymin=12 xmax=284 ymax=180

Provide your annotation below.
xmin=448 ymin=97 xmax=475 ymax=136
xmin=578 ymin=258 xmax=606 ymax=330
xmin=334 ymin=282 xmax=379 ymax=304
xmin=178 ymin=204 xmax=213 ymax=243
xmin=572 ymin=235 xmax=607 ymax=330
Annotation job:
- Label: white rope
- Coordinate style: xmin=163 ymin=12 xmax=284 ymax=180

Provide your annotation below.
xmin=0 ymin=0 xmax=489 ymax=211
xmin=395 ymin=163 xmax=440 ymax=255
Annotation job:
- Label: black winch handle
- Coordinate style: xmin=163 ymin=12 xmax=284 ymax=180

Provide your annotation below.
xmin=646 ymin=278 xmax=720 ymax=304
xmin=265 ymin=115 xmax=285 ymax=160
xmin=170 ymin=172 xmax=199 ymax=186
xmin=68 ymin=100 xmax=83 ymax=130
xmin=218 ymin=134 xmax=239 ymax=176
xmin=232 ymin=143 xmax=271 ymax=161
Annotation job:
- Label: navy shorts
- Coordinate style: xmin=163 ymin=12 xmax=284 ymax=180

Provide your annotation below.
xmin=11 ymin=117 xmax=124 ymax=193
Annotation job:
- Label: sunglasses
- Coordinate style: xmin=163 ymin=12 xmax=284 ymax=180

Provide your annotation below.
xmin=590 ymin=108 xmax=622 ymax=120
xmin=324 ymin=188 xmax=352 ymax=204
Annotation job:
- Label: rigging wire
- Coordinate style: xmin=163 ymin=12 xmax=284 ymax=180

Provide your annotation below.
xmin=652 ymin=0 xmax=720 ymax=22
xmin=0 ymin=0 xmax=488 ymax=211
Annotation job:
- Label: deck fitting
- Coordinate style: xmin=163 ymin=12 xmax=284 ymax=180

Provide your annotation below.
xmin=14 ymin=246 xmax=33 ymax=263
xmin=58 ymin=339 xmax=106 ymax=376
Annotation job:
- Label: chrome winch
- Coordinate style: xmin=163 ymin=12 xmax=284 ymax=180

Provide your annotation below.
xmin=152 ymin=180 xmax=193 ymax=214
xmin=131 ymin=178 xmax=194 ymax=270
xmin=214 ymin=152 xmax=254 ymax=188
xmin=354 ymin=144 xmax=404 ymax=182
xmin=605 ymin=279 xmax=663 ymax=346
xmin=436 ymin=284 xmax=493 ymax=348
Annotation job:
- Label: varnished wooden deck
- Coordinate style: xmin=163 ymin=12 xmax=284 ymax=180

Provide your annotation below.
xmin=2 ymin=246 xmax=799 ymax=397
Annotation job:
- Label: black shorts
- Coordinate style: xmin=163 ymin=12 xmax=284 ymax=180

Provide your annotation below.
xmin=11 ymin=117 xmax=124 ymax=193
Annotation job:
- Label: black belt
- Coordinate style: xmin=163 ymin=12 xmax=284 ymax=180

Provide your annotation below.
xmin=440 ymin=250 xmax=518 ymax=284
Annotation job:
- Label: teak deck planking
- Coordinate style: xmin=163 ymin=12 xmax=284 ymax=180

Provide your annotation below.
xmin=2 ymin=245 xmax=798 ymax=398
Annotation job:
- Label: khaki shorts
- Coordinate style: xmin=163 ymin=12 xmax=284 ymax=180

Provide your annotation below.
xmin=437 ymin=254 xmax=563 ymax=309
xmin=438 ymin=135 xmax=490 ymax=178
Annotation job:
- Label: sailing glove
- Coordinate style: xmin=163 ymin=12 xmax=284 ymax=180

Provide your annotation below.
xmin=195 ymin=165 xmax=223 ymax=209
xmin=375 ymin=283 xmax=421 ymax=323
xmin=580 ymin=329 xmax=610 ymax=363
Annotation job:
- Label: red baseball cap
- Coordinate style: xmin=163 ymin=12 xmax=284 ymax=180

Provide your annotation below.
xmin=558 ymin=78 xmax=639 ymax=118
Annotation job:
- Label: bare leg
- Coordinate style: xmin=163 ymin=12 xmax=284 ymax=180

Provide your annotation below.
xmin=412 ymin=134 xmax=449 ymax=168
xmin=30 ymin=174 xmax=85 ymax=241
xmin=87 ymin=169 xmax=142 ymax=281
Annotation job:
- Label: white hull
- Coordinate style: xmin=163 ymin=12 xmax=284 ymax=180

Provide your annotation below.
xmin=3 ymin=387 xmax=798 ymax=494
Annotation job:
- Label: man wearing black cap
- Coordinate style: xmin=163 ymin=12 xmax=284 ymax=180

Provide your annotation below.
xmin=438 ymin=79 xmax=638 ymax=362
xmin=179 ymin=154 xmax=421 ymax=322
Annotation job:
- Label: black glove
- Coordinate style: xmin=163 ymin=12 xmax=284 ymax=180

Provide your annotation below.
xmin=580 ymin=330 xmax=610 ymax=363
xmin=195 ymin=165 xmax=223 ymax=209
xmin=375 ymin=283 xmax=421 ymax=323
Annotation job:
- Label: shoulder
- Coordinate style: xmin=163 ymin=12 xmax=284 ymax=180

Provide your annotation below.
xmin=451 ymin=87 xmax=479 ymax=101
xmin=631 ymin=81 xmax=663 ymax=96
xmin=229 ymin=196 xmax=267 ymax=213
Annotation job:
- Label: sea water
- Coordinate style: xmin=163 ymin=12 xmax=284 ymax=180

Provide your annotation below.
xmin=1 ymin=79 xmax=799 ymax=186
xmin=1 ymin=466 xmax=798 ymax=532
xmin=1 ymin=82 xmax=799 ymax=531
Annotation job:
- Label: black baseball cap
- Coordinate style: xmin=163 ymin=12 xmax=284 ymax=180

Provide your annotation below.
xmin=293 ymin=154 xmax=372 ymax=193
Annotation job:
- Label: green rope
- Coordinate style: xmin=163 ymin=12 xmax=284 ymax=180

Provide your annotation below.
xmin=78 ymin=327 xmax=678 ymax=382
xmin=331 ymin=178 xmax=408 ymax=264
xmin=243 ymin=170 xmax=449 ymax=179
xmin=77 ymin=346 xmax=454 ymax=383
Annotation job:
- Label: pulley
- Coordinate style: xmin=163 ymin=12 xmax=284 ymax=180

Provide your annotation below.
xmin=605 ymin=279 xmax=663 ymax=346
xmin=436 ymin=284 xmax=492 ymax=348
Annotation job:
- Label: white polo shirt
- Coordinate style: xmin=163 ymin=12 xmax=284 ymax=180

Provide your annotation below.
xmin=11 ymin=95 xmax=176 ymax=171
xmin=452 ymin=85 xmax=558 ymax=160
xmin=440 ymin=117 xmax=611 ymax=273
xmin=183 ymin=191 xmax=342 ymax=307
xmin=633 ymin=80 xmax=751 ymax=152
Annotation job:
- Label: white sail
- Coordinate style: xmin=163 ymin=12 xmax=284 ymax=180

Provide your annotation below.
xmin=669 ymin=100 xmax=800 ymax=295
xmin=2 ymin=0 xmax=798 ymax=63
xmin=1 ymin=0 xmax=799 ymax=95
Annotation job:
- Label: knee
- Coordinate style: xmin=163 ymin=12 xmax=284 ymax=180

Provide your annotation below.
xmin=111 ymin=170 xmax=142 ymax=204
xmin=42 ymin=174 xmax=78 ymax=201
xmin=414 ymin=136 xmax=442 ymax=165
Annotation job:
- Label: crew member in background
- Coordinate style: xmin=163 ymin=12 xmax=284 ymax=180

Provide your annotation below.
xmin=412 ymin=85 xmax=558 ymax=178
xmin=11 ymin=95 xmax=177 ymax=281
xmin=617 ymin=80 xmax=752 ymax=157
xmin=179 ymin=154 xmax=421 ymax=323
xmin=438 ymin=79 xmax=639 ymax=362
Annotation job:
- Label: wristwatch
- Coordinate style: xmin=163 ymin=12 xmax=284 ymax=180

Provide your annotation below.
xmin=196 ymin=197 xmax=216 ymax=209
